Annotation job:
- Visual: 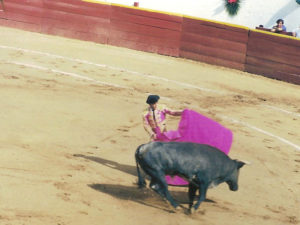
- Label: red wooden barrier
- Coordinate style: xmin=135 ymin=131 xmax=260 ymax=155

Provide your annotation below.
xmin=0 ymin=0 xmax=43 ymax=32
xmin=181 ymin=50 xmax=245 ymax=70
xmin=41 ymin=0 xmax=110 ymax=44
xmin=5 ymin=0 xmax=43 ymax=7
xmin=43 ymin=0 xmax=111 ymax=19
xmin=0 ymin=0 xmax=299 ymax=85
xmin=109 ymin=5 xmax=182 ymax=56
xmin=245 ymin=29 xmax=300 ymax=84
xmin=180 ymin=17 xmax=249 ymax=70
xmin=182 ymin=18 xmax=249 ymax=43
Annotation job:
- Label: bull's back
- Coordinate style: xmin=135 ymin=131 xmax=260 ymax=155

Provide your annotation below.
xmin=150 ymin=142 xmax=228 ymax=158
xmin=143 ymin=142 xmax=233 ymax=173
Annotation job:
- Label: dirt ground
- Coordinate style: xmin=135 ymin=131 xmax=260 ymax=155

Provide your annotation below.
xmin=0 ymin=26 xmax=299 ymax=225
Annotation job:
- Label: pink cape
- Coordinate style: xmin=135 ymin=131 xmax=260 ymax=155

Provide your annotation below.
xmin=155 ymin=109 xmax=233 ymax=186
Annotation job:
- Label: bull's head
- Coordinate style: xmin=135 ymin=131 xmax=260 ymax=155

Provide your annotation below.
xmin=226 ymin=160 xmax=248 ymax=191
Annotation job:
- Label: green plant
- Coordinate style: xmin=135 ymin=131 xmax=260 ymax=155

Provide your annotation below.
xmin=225 ymin=0 xmax=241 ymax=16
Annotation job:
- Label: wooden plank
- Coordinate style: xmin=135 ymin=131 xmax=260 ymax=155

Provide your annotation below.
xmin=109 ymin=29 xmax=180 ymax=48
xmin=181 ymin=32 xmax=247 ymax=53
xmin=41 ymin=17 xmax=109 ymax=35
xmin=247 ymin=36 xmax=300 ymax=58
xmin=4 ymin=2 xmax=44 ymax=17
xmin=43 ymin=0 xmax=111 ymax=19
xmin=108 ymin=37 xmax=179 ymax=56
xmin=183 ymin=17 xmax=248 ymax=32
xmin=111 ymin=5 xmax=182 ymax=23
xmin=246 ymin=49 xmax=300 ymax=68
xmin=42 ymin=8 xmax=110 ymax=25
xmin=275 ymin=71 xmax=300 ymax=85
xmin=110 ymin=19 xmax=181 ymax=39
xmin=2 ymin=11 xmax=42 ymax=24
xmin=245 ymin=64 xmax=287 ymax=82
xmin=0 ymin=18 xmax=41 ymax=32
xmin=110 ymin=9 xmax=181 ymax=31
xmin=180 ymin=41 xmax=246 ymax=64
xmin=249 ymin=29 xmax=300 ymax=47
xmin=246 ymin=56 xmax=300 ymax=75
xmin=246 ymin=47 xmax=300 ymax=68
xmin=183 ymin=17 xmax=248 ymax=33
xmin=41 ymin=26 xmax=107 ymax=43
xmin=182 ymin=22 xmax=248 ymax=43
xmin=180 ymin=50 xmax=245 ymax=70
xmin=245 ymin=64 xmax=300 ymax=85
xmin=46 ymin=0 xmax=109 ymax=8
xmin=0 ymin=11 xmax=5 ymax=19
xmin=5 ymin=0 xmax=43 ymax=7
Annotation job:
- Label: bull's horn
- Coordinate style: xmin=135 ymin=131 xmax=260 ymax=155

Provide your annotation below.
xmin=239 ymin=160 xmax=251 ymax=165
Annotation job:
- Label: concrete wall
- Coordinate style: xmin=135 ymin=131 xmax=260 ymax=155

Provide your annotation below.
xmin=0 ymin=0 xmax=299 ymax=85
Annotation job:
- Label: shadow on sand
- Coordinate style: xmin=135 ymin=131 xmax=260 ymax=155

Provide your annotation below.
xmin=74 ymin=154 xmax=215 ymax=213
xmin=89 ymin=183 xmax=215 ymax=213
xmin=73 ymin=154 xmax=137 ymax=176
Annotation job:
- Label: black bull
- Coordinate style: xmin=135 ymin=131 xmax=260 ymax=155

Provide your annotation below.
xmin=135 ymin=142 xmax=246 ymax=212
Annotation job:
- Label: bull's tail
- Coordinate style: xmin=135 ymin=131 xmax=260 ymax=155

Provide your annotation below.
xmin=135 ymin=145 xmax=146 ymax=188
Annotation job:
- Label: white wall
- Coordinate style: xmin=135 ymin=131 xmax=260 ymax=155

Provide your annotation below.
xmin=97 ymin=0 xmax=300 ymax=31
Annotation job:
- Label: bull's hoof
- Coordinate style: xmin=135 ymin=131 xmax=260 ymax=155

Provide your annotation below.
xmin=174 ymin=206 xmax=180 ymax=211
xmin=189 ymin=207 xmax=196 ymax=214
xmin=172 ymin=205 xmax=183 ymax=213
xmin=138 ymin=183 xmax=146 ymax=189
xmin=135 ymin=180 xmax=146 ymax=188
xmin=150 ymin=183 xmax=159 ymax=190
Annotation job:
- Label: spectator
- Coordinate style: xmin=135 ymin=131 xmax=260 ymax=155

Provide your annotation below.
xmin=292 ymin=25 xmax=300 ymax=38
xmin=271 ymin=19 xmax=287 ymax=33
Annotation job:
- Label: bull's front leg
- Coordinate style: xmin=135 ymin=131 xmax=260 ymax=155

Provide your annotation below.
xmin=150 ymin=179 xmax=164 ymax=196
xmin=188 ymin=183 xmax=197 ymax=211
xmin=144 ymin=168 xmax=179 ymax=209
xmin=192 ymin=181 xmax=208 ymax=211
xmin=159 ymin=180 xmax=179 ymax=209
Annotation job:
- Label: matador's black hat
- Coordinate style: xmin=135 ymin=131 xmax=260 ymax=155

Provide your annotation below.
xmin=146 ymin=95 xmax=160 ymax=104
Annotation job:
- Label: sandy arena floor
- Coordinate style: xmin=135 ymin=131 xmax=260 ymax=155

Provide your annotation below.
xmin=0 ymin=26 xmax=299 ymax=225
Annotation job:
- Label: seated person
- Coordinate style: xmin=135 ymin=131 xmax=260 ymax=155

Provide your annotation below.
xmin=271 ymin=19 xmax=287 ymax=33
xmin=292 ymin=25 xmax=300 ymax=38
